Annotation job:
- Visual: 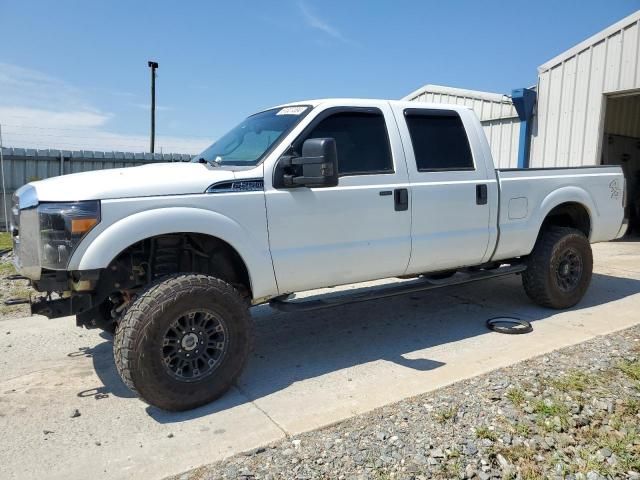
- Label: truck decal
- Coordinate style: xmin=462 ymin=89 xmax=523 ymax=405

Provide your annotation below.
xmin=206 ymin=179 xmax=265 ymax=193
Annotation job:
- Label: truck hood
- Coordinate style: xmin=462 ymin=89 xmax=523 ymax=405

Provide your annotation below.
xmin=28 ymin=162 xmax=243 ymax=202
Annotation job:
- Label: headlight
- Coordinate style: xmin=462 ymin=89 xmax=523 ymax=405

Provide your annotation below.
xmin=38 ymin=201 xmax=101 ymax=269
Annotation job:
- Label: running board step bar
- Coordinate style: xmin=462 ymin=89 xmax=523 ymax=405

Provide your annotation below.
xmin=269 ymin=264 xmax=527 ymax=312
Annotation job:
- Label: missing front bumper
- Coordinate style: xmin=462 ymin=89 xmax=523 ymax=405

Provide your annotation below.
xmin=31 ymin=294 xmax=92 ymax=319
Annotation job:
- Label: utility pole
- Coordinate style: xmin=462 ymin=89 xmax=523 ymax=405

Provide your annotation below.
xmin=0 ymin=123 xmax=8 ymax=232
xmin=148 ymin=61 xmax=159 ymax=153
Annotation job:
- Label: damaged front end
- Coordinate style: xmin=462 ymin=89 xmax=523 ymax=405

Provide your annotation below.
xmin=27 ymin=260 xmax=143 ymax=331
xmin=30 ymin=269 xmax=98 ymax=323
xmin=9 ymin=189 xmax=133 ymax=330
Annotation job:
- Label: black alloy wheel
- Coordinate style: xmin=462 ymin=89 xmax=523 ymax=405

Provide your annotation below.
xmin=162 ymin=310 xmax=229 ymax=382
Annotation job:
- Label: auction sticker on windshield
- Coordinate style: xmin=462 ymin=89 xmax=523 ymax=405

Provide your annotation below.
xmin=277 ymin=106 xmax=308 ymax=115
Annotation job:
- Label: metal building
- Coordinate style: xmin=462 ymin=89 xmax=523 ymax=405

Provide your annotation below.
xmin=403 ymin=84 xmax=521 ymax=168
xmin=530 ymin=10 xmax=640 ymax=232
xmin=406 ymin=10 xmax=640 ymax=231
xmin=530 ymin=9 xmax=640 ymax=169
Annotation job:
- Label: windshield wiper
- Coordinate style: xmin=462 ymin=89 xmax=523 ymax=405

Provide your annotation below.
xmin=197 ymin=157 xmax=221 ymax=167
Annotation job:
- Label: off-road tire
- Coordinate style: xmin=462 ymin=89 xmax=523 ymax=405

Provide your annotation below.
xmin=114 ymin=273 xmax=252 ymax=411
xmin=522 ymin=227 xmax=593 ymax=309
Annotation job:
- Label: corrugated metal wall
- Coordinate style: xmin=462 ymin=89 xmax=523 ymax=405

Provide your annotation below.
xmin=405 ymin=85 xmax=521 ymax=168
xmin=530 ymin=11 xmax=640 ymax=167
xmin=0 ymin=148 xmax=192 ymax=229
xmin=482 ymin=117 xmax=521 ymax=169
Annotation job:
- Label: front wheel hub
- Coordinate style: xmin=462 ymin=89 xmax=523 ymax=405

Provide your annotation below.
xmin=181 ymin=332 xmax=199 ymax=351
xmin=162 ymin=310 xmax=228 ymax=382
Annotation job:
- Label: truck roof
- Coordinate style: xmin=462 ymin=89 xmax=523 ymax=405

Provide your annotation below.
xmin=273 ymin=98 xmax=473 ymax=112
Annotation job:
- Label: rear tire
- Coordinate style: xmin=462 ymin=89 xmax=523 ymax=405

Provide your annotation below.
xmin=114 ymin=273 xmax=252 ymax=411
xmin=522 ymin=227 xmax=593 ymax=309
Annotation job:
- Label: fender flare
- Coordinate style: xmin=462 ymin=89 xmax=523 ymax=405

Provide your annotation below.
xmin=67 ymin=207 xmax=277 ymax=299
xmin=523 ymin=187 xmax=596 ymax=255
xmin=536 ymin=186 xmax=596 ymax=234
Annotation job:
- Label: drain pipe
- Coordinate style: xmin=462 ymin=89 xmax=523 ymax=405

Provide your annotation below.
xmin=511 ymin=88 xmax=537 ymax=169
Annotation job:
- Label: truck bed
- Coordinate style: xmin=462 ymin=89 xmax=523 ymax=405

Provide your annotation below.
xmin=492 ymin=165 xmax=625 ymax=261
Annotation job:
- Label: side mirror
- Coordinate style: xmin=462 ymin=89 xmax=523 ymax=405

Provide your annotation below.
xmin=274 ymin=138 xmax=338 ymax=188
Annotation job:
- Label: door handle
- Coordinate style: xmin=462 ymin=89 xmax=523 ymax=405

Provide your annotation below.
xmin=476 ymin=184 xmax=488 ymax=205
xmin=394 ymin=188 xmax=408 ymax=211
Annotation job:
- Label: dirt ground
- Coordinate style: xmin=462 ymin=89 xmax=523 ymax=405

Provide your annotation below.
xmin=0 ymin=249 xmax=31 ymax=319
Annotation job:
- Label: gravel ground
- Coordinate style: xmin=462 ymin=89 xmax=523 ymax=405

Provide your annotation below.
xmin=0 ymin=251 xmax=32 ymax=319
xmin=170 ymin=325 xmax=640 ymax=480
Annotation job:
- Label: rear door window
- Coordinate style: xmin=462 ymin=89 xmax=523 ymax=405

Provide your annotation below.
xmin=404 ymin=109 xmax=474 ymax=171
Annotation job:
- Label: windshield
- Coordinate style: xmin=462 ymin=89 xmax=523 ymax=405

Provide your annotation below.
xmin=193 ymin=106 xmax=311 ymax=166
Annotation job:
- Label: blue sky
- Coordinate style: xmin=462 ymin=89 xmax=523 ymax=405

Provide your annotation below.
xmin=0 ymin=0 xmax=638 ymax=153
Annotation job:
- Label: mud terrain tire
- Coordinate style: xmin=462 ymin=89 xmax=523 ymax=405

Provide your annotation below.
xmin=114 ymin=274 xmax=252 ymax=411
xmin=522 ymin=227 xmax=592 ymax=309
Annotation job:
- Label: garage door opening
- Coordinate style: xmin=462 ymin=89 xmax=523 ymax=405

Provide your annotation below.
xmin=601 ymin=91 xmax=640 ymax=237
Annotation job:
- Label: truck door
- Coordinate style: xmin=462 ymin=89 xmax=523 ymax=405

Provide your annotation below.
xmin=392 ymin=106 xmax=494 ymax=274
xmin=265 ymin=104 xmax=411 ymax=294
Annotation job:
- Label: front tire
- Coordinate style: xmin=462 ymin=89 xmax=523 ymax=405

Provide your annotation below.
xmin=522 ymin=227 xmax=593 ymax=309
xmin=114 ymin=273 xmax=252 ymax=411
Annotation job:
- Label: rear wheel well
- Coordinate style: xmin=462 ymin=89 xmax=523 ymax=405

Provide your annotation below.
xmin=540 ymin=202 xmax=591 ymax=238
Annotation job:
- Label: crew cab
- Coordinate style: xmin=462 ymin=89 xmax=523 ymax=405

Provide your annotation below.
xmin=10 ymin=99 xmax=628 ymax=411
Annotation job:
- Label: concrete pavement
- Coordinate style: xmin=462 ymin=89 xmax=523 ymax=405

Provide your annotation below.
xmin=0 ymin=240 xmax=639 ymax=479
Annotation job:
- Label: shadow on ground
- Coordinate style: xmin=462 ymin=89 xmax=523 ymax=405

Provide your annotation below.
xmin=72 ymin=331 xmax=136 ymax=400
xmin=81 ymin=272 xmax=640 ymax=423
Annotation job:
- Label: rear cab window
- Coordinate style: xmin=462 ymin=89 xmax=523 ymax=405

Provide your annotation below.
xmin=403 ymin=109 xmax=475 ymax=171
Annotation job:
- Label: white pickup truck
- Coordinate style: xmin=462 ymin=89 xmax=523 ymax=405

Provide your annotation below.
xmin=11 ymin=99 xmax=627 ymax=411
